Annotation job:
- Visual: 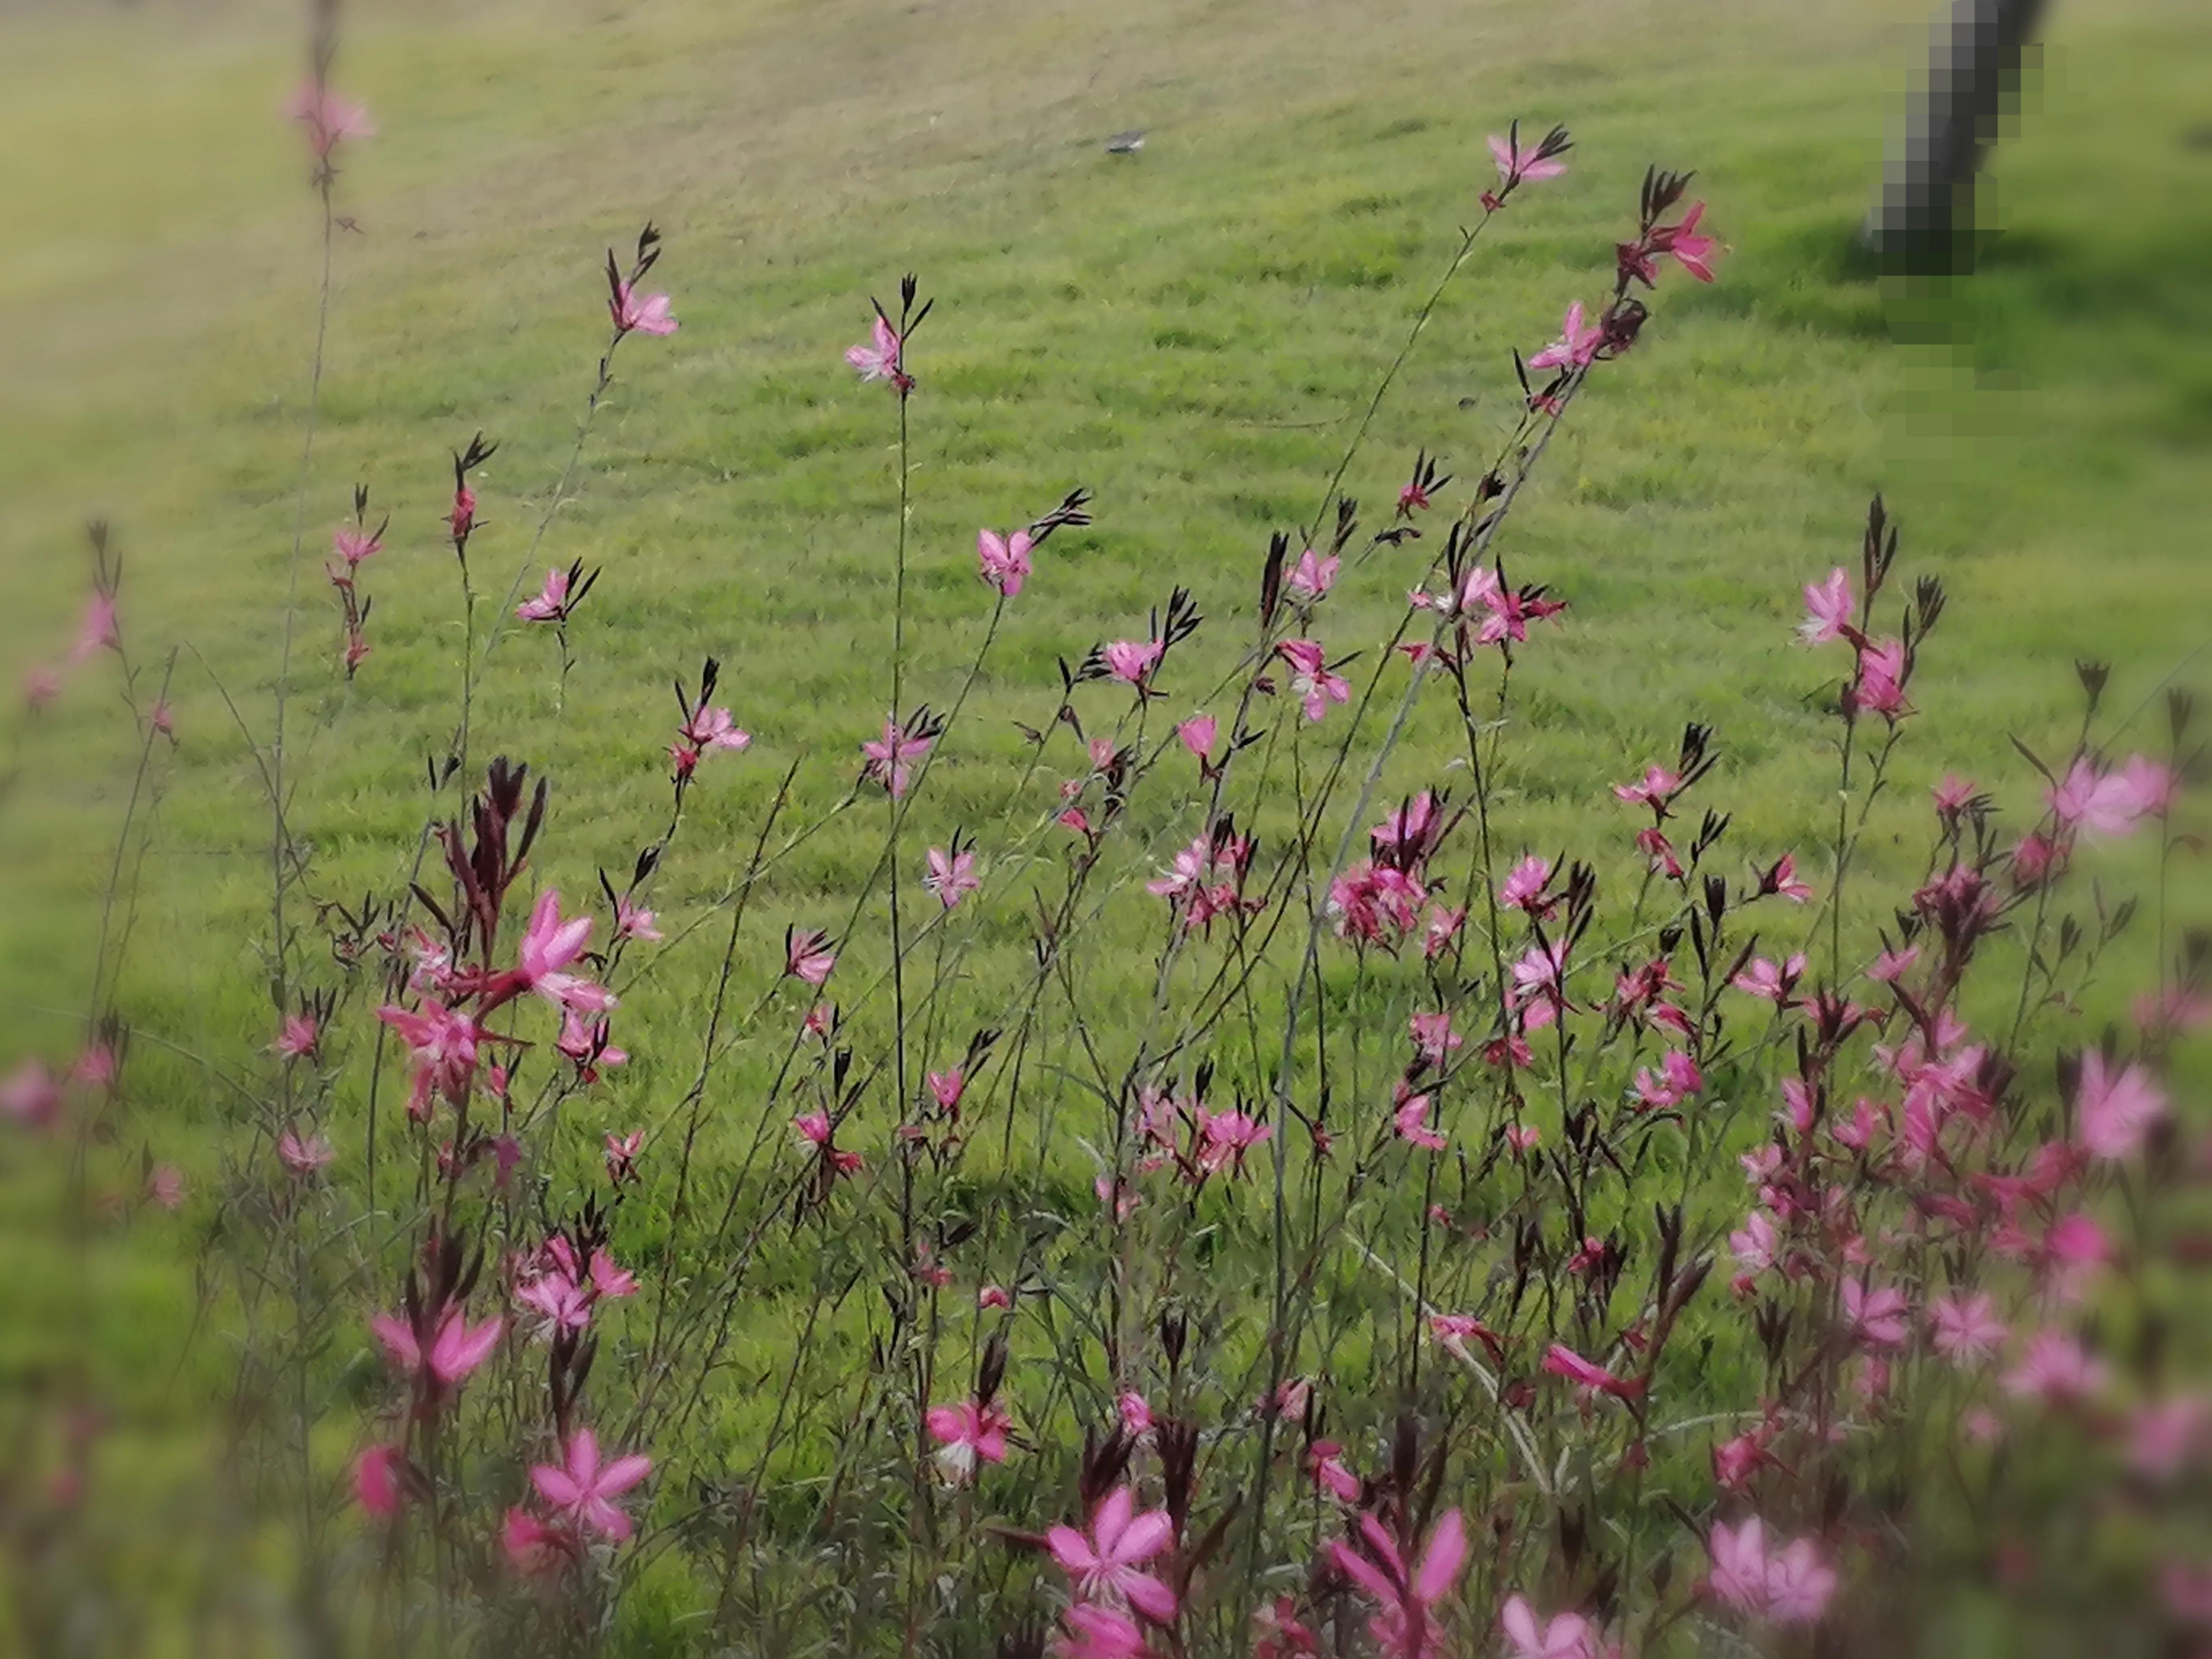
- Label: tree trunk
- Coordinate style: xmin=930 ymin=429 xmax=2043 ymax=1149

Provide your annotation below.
xmin=1865 ymin=0 xmax=2047 ymax=274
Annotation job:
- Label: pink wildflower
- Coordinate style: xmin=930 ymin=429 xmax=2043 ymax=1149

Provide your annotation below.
xmin=1102 ymin=639 xmax=1163 ymax=686
xmin=1047 ymin=1486 xmax=1178 ymax=1622
xmin=2076 ymin=1049 xmax=2165 ymax=1161
xmin=609 ymin=281 xmax=676 ymax=337
xmin=531 ymin=1428 xmax=651 ymax=1542
xmin=924 ymin=845 xmax=980 ymax=908
xmin=925 ymin=1398 xmax=1013 ymax=1485
xmin=786 ymin=927 xmax=837 ymax=986
xmin=1527 ymin=302 xmax=1602 ymax=372
xmin=978 ymin=527 xmax=1035 ymax=597
xmin=1328 ymin=1507 xmax=1467 ymax=1658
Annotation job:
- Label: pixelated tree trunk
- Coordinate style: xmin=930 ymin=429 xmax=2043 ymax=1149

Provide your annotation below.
xmin=1865 ymin=0 xmax=2047 ymax=272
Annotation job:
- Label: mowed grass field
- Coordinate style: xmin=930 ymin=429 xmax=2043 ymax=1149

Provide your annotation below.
xmin=0 ymin=0 xmax=2208 ymax=1635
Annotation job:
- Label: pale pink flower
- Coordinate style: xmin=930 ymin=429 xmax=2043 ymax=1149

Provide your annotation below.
xmin=924 ymin=845 xmax=980 ymax=908
xmin=1194 ymin=1106 xmax=1272 ymax=1175
xmin=610 ymin=281 xmax=676 ymax=337
xmin=1426 ymin=1314 xmax=1501 ymax=1366
xmin=531 ymin=1428 xmax=651 ymax=1542
xmin=861 ymin=717 xmax=933 ymax=798
xmin=1634 ymin=1048 xmax=1702 ymax=1110
xmin=613 ymin=897 xmax=661 ymax=942
xmin=925 ymin=1398 xmax=1012 ymax=1485
xmin=2129 ymin=1395 xmax=2209 ymax=1481
xmin=1060 ymin=1604 xmax=1152 ymax=1659
xmin=277 ymin=1128 xmax=334 ymax=1177
xmin=1612 ymin=765 xmax=1682 ymax=811
xmin=2115 ymin=753 xmax=2178 ymax=819
xmin=1489 ymin=131 xmax=1568 ymax=191
xmin=146 ymin=1165 xmax=185 ymax=1209
xmin=375 ymin=996 xmax=481 ymax=1121
xmin=1278 ymin=639 xmax=1348 ymax=722
xmin=2003 ymin=1329 xmax=2108 ymax=1403
xmin=1851 ymin=636 xmax=1909 ymax=718
xmin=1763 ymin=853 xmax=1814 ymax=903
xmin=1499 ymin=1594 xmax=1602 ymax=1659
xmin=1286 ymin=548 xmax=1339 ymax=602
xmin=1328 ymin=1507 xmax=1467 ymax=1658
xmin=786 ymin=927 xmax=837 ymax=985
xmin=677 ymin=703 xmax=750 ymax=758
xmin=1797 ymin=568 xmax=1852 ymax=645
xmin=978 ymin=527 xmax=1035 ymax=597
xmin=1763 ymin=1535 xmax=1838 ymax=1624
xmin=517 ymin=889 xmax=613 ymax=1013
xmin=1730 ymin=1209 xmax=1779 ymax=1277
xmin=1732 ymin=954 xmax=1806 ymax=1004
xmin=515 ymin=566 xmax=571 ymax=622
xmin=846 ymin=313 xmax=905 ymax=386
xmin=1408 ymin=1011 xmax=1462 ymax=1066
xmin=1527 ymin=302 xmax=1601 ymax=372
xmin=1840 ymin=1278 xmax=1910 ymax=1350
xmin=0 ymin=1060 xmax=62 ymax=1128
xmin=1102 ymin=638 xmax=1164 ymax=687
xmin=2047 ymin=756 xmax=2146 ymax=839
xmin=334 ymin=523 xmax=382 ymax=566
xmin=1867 ymin=944 xmax=1919 ymax=983
xmin=1047 ymin=1486 xmax=1177 ymax=1622
xmin=1932 ymin=774 xmax=1977 ymax=816
xmin=69 ymin=593 xmax=119 ymax=665
xmin=2076 ymin=1049 xmax=2165 ymax=1161
xmin=1928 ymin=1291 xmax=2006 ymax=1365
xmin=604 ymin=1130 xmax=643 ymax=1183
xmin=1393 ymin=1090 xmax=1446 ymax=1151
xmin=1421 ymin=904 xmax=1465 ymax=960
xmin=1117 ymin=1390 xmax=1153 ymax=1439
xmin=1706 ymin=1519 xmax=1836 ymax=1625
xmin=287 ymin=81 xmax=375 ymax=158
xmin=1177 ymin=714 xmax=1217 ymax=762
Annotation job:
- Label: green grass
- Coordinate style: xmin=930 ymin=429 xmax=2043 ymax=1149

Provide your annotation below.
xmin=0 ymin=0 xmax=2207 ymax=1648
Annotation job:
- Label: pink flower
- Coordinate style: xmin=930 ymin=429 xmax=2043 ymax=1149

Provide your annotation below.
xmin=1103 ymin=638 xmax=1165 ymax=687
xmin=23 ymin=667 xmax=62 ymax=712
xmin=604 ymin=1130 xmax=643 ymax=1183
xmin=1178 ymin=714 xmax=1218 ymax=763
xmin=2003 ymin=1329 xmax=2108 ymax=1404
xmin=515 ymin=566 xmax=571 ymax=622
xmin=502 ymin=1507 xmax=575 ymax=1577
xmin=2129 ymin=1395 xmax=2209 ymax=1481
xmin=1867 ymin=944 xmax=1919 ymax=983
xmin=1706 ymin=1518 xmax=1836 ymax=1625
xmin=610 ymin=281 xmax=676 ymax=337
xmin=1427 ymin=1314 xmax=1502 ymax=1366
xmin=531 ymin=1428 xmax=651 ymax=1542
xmin=517 ymin=889 xmax=613 ymax=1013
xmin=1527 ymin=301 xmax=1602 ymax=372
xmin=1928 ymin=1291 xmax=2006 ymax=1365
xmin=924 ymin=845 xmax=980 ymax=908
xmin=1762 ymin=853 xmax=1814 ymax=903
xmin=1194 ymin=1106 xmax=1272 ymax=1175
xmin=1840 ymin=1278 xmax=1910 ymax=1350
xmin=1797 ymin=568 xmax=1852 ymax=645
xmin=287 ymin=81 xmax=375 ymax=158
xmin=1392 ymin=1086 xmax=1446 ymax=1150
xmin=2115 ymin=753 xmax=2178 ymax=819
xmin=677 ymin=703 xmax=750 ymax=760
xmin=355 ymin=1444 xmax=404 ymax=1518
xmin=1277 ymin=639 xmax=1350 ymax=722
xmin=370 ymin=1307 xmax=503 ymax=1401
xmin=2047 ymin=757 xmax=2146 ymax=839
xmin=1118 ymin=1390 xmax=1154 ymax=1439
xmin=925 ymin=1398 xmax=1013 ymax=1485
xmin=1932 ymin=774 xmax=1977 ymax=816
xmin=334 ymin=524 xmax=382 ymax=566
xmin=0 ymin=1061 xmax=62 ymax=1129
xmin=1499 ymin=1594 xmax=1603 ymax=1659
xmin=1730 ymin=1209 xmax=1779 ymax=1278
xmin=1763 ymin=1536 xmax=1838 ymax=1624
xmin=1422 ymin=905 xmax=1465 ymax=960
xmin=1328 ymin=1507 xmax=1467 ymax=1658
xmin=1612 ymin=765 xmax=1682 ymax=812
xmin=1542 ymin=1343 xmax=1643 ymax=1400
xmin=846 ymin=313 xmax=906 ymax=387
xmin=1499 ymin=855 xmax=1552 ymax=913
xmin=1732 ymin=954 xmax=1806 ymax=1005
xmin=70 ymin=593 xmax=120 ymax=665
xmin=1488 ymin=130 xmax=1568 ymax=192
xmin=2076 ymin=1049 xmax=2165 ymax=1161
xmin=145 ymin=1165 xmax=185 ymax=1209
xmin=1286 ymin=548 xmax=1339 ymax=602
xmin=614 ymin=897 xmax=661 ymax=942
xmin=1059 ymin=1604 xmax=1152 ymax=1659
xmin=376 ymin=996 xmax=481 ymax=1120
xmin=1408 ymin=1011 xmax=1462 ymax=1067
xmin=277 ymin=1128 xmax=334 ymax=1177
xmin=275 ymin=1013 xmax=320 ymax=1060
xmin=786 ymin=927 xmax=837 ymax=985
xmin=861 ymin=717 xmax=934 ymax=798
xmin=977 ymin=527 xmax=1035 ymax=597
xmin=1309 ymin=1440 xmax=1361 ymax=1502
xmin=1634 ymin=1048 xmax=1703 ymax=1110
xmin=978 ymin=1284 xmax=1012 ymax=1311
xmin=1047 ymin=1486 xmax=1178 ymax=1623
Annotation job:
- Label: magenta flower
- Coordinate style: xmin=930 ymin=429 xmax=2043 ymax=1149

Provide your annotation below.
xmin=1328 ymin=1507 xmax=1468 ymax=1658
xmin=1851 ymin=636 xmax=1910 ymax=719
xmin=2076 ymin=1049 xmax=2165 ymax=1160
xmin=515 ymin=566 xmax=571 ymax=622
xmin=924 ymin=1397 xmax=1012 ymax=1485
xmin=287 ymin=81 xmax=375 ymax=159
xmin=610 ymin=281 xmax=676 ymax=337
xmin=861 ymin=716 xmax=934 ymax=798
xmin=375 ymin=996 xmax=482 ymax=1122
xmin=677 ymin=703 xmax=751 ymax=762
xmin=786 ymin=927 xmax=837 ymax=986
xmin=1527 ymin=302 xmax=1602 ymax=372
xmin=1633 ymin=1048 xmax=1703 ymax=1110
xmin=1047 ymin=1486 xmax=1178 ymax=1623
xmin=1177 ymin=714 xmax=1218 ymax=763
xmin=1102 ymin=638 xmax=1164 ymax=687
xmin=370 ymin=1306 xmax=502 ymax=1402
xmin=1393 ymin=1090 xmax=1446 ymax=1151
xmin=1309 ymin=1440 xmax=1362 ymax=1502
xmin=502 ymin=1507 xmax=575 ymax=1577
xmin=923 ymin=845 xmax=980 ymax=908
xmin=978 ymin=527 xmax=1035 ymax=597
xmin=1797 ymin=567 xmax=1853 ymax=645
xmin=1612 ymin=765 xmax=1682 ymax=813
xmin=1731 ymin=954 xmax=1806 ymax=1005
xmin=1408 ymin=1011 xmax=1462 ymax=1066
xmin=1649 ymin=200 xmax=1719 ymax=283
xmin=846 ymin=313 xmax=907 ymax=388
xmin=531 ymin=1428 xmax=651 ymax=1542
xmin=1195 ymin=1106 xmax=1273 ymax=1175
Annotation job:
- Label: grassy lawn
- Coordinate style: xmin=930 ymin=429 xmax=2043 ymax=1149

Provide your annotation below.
xmin=0 ymin=0 xmax=2207 ymax=1648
